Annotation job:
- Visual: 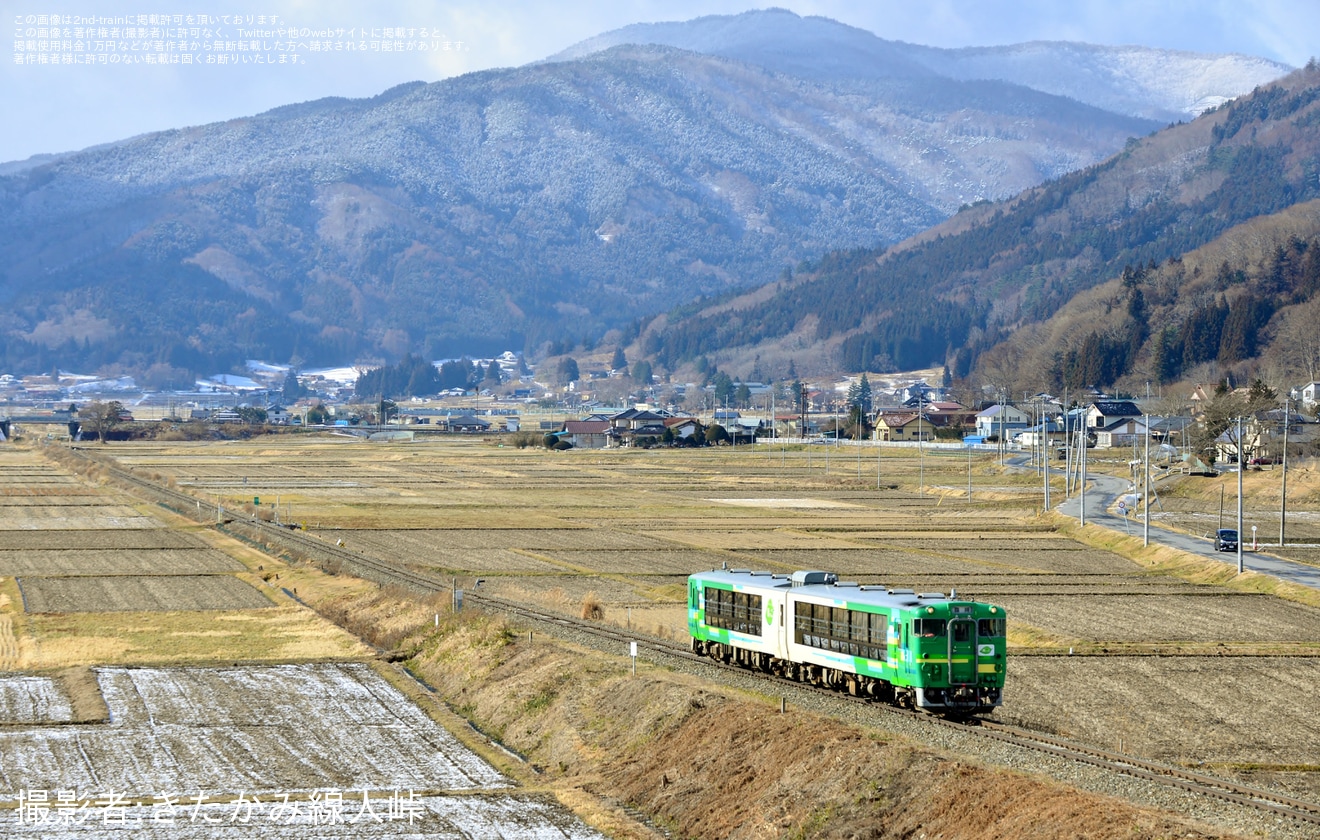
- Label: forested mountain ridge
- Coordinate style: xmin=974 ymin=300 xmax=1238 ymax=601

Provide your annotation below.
xmin=0 ymin=10 xmax=1278 ymax=380
xmin=643 ymin=64 xmax=1320 ymax=385
xmin=977 ymin=196 xmax=1320 ymax=398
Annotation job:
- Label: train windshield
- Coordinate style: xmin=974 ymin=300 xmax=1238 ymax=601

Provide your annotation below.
xmin=978 ymin=618 xmax=1006 ymax=637
xmin=913 ymin=618 xmax=946 ymax=638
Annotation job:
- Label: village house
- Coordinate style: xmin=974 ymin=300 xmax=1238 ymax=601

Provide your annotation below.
xmin=1016 ymin=420 xmax=1068 ymax=450
xmin=443 ymin=414 xmax=490 ymax=433
xmin=1294 ymin=381 xmax=1320 ymax=411
xmin=663 ymin=417 xmax=703 ymax=441
xmin=1092 ymin=416 xmax=1149 ymax=449
xmin=1086 ymin=400 xmax=1143 ymax=430
xmin=974 ymin=404 xmax=1030 ymax=439
xmin=875 ymin=412 xmax=936 ymax=442
xmin=563 ymin=419 xmax=611 ymax=449
xmin=609 ymin=408 xmax=670 ymax=432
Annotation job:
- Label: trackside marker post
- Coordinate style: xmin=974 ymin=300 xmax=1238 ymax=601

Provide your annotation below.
xmin=630 ymin=641 xmax=637 ymax=675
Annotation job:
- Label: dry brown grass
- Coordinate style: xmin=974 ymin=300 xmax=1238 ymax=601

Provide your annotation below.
xmin=56 ymin=665 xmax=108 ymax=723
xmin=409 ymin=611 xmax=1247 ymax=840
xmin=312 ymin=585 xmax=448 ymax=651
xmin=27 ymin=606 xmax=371 ymax=667
xmin=580 ymin=590 xmax=605 ymax=621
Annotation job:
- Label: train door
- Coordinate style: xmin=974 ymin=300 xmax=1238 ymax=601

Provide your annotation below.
xmin=948 ymin=618 xmax=977 ymax=684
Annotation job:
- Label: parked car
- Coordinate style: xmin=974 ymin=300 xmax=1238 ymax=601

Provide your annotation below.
xmin=1215 ymin=528 xmax=1239 ymax=552
xmin=1247 ymin=457 xmax=1275 ymax=465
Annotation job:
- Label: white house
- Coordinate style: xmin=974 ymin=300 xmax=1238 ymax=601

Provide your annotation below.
xmin=974 ymin=404 xmax=1030 ymax=438
xmin=1086 ymin=401 xmax=1143 ymax=429
xmin=1093 ymin=417 xmax=1150 ymax=449
xmin=1295 ymin=381 xmax=1320 ymax=411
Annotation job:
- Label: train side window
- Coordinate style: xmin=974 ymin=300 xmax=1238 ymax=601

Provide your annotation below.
xmin=794 ymin=601 xmax=811 ymax=644
xmin=813 ymin=603 xmax=830 ymax=640
xmin=831 ymin=607 xmax=849 ymax=640
xmin=747 ymin=594 xmax=762 ymax=637
xmin=850 ymin=611 xmax=868 ymax=643
xmin=868 ymin=613 xmax=886 ymax=646
xmin=978 ymin=618 xmax=1006 ymax=637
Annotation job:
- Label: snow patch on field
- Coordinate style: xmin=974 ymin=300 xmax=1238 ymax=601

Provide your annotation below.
xmin=0 ymin=663 xmax=507 ymax=797
xmin=710 ymin=497 xmax=861 ymax=508
xmin=0 ymin=676 xmax=73 ymax=724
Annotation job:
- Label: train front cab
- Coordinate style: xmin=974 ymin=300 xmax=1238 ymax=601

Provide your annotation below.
xmin=909 ymin=602 xmax=1006 ymax=714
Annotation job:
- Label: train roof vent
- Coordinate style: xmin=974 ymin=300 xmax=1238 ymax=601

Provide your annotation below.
xmin=747 ymin=570 xmax=774 ymax=576
xmin=918 ymin=593 xmax=946 ymax=600
xmin=791 ymin=570 xmax=837 ymax=587
xmin=858 ymin=585 xmax=887 ymax=591
xmin=832 ymin=581 xmax=859 ymax=588
xmin=730 ymin=569 xmax=751 ymax=575
xmin=887 ymin=588 xmax=916 ymax=595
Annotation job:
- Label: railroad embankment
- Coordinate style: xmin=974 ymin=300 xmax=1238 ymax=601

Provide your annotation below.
xmin=397 ymin=610 xmax=1240 ymax=840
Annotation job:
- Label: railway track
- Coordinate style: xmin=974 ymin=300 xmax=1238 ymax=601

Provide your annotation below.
xmin=65 ymin=446 xmax=1320 ymax=829
xmin=468 ymin=592 xmax=1320 ymax=828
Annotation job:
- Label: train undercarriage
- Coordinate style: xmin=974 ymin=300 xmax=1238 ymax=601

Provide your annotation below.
xmin=692 ymin=638 xmax=999 ymax=715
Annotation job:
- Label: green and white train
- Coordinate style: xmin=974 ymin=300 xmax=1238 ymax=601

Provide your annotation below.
xmin=688 ymin=568 xmax=1006 ymax=714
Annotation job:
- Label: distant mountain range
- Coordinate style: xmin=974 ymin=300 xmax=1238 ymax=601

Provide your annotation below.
xmin=0 ymin=9 xmax=1291 ymax=380
xmin=550 ymin=9 xmax=1288 ymax=122
xmin=644 ymin=64 xmax=1320 ymax=391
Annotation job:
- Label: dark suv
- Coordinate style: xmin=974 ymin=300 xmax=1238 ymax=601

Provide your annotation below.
xmin=1215 ymin=529 xmax=1239 ymax=552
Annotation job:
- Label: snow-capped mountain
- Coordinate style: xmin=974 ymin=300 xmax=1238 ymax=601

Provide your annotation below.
xmin=0 ymin=10 xmax=1290 ymax=375
xmin=549 ymin=8 xmax=1291 ymax=122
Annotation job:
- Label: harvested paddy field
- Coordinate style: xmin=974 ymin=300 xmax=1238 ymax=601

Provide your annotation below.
xmin=0 ymin=663 xmax=604 ymax=839
xmin=0 ymin=549 xmax=242 ymax=577
xmin=17 ymin=575 xmax=273 ymax=614
xmin=992 ymin=591 xmax=1320 ymax=643
xmin=0 ymin=674 xmax=73 ymax=724
xmin=43 ymin=438 xmax=1320 ymax=822
xmin=1001 ymin=656 xmax=1320 ymax=799
xmin=0 ymin=505 xmax=160 ymax=530
xmin=0 ymin=451 xmax=371 ymax=667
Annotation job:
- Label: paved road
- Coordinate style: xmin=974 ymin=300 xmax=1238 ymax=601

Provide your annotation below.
xmin=1016 ymin=457 xmax=1320 ymax=590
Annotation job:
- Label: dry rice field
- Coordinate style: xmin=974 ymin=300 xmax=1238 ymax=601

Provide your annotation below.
xmin=0 ymin=447 xmax=605 ymax=839
xmin=17 ymin=437 xmax=1320 ymax=804
xmin=0 ymin=449 xmax=369 ymax=668
xmin=17 ymin=575 xmax=273 ymax=614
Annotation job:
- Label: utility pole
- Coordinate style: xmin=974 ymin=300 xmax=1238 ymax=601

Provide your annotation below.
xmin=918 ymin=390 xmax=925 ymax=495
xmin=1281 ymin=398 xmax=1290 ymax=547
xmin=1079 ymin=423 xmax=1087 ymax=527
xmin=1041 ymin=397 xmax=1050 ymax=512
xmin=1236 ymin=415 xmax=1244 ymax=575
xmin=967 ymin=445 xmax=973 ymax=504
xmin=1143 ymin=409 xmax=1150 ymax=547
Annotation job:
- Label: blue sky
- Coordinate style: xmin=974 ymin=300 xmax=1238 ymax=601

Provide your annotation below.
xmin=2 ymin=1 xmax=1315 ymax=164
